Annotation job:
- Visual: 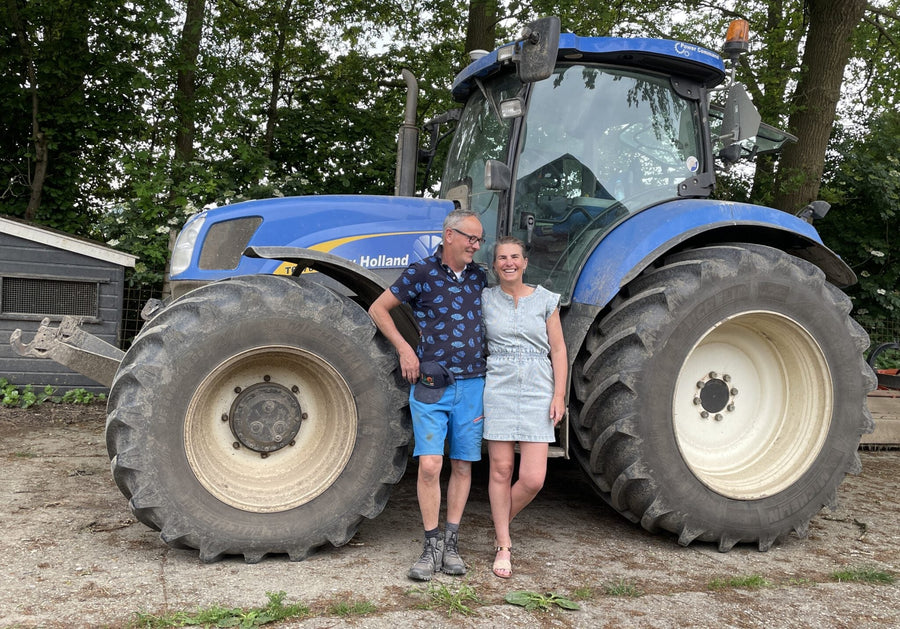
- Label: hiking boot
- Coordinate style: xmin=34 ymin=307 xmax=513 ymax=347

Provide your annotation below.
xmin=408 ymin=536 xmax=443 ymax=581
xmin=441 ymin=528 xmax=466 ymax=575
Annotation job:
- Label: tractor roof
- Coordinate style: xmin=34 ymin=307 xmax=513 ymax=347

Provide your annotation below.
xmin=451 ymin=32 xmax=727 ymax=101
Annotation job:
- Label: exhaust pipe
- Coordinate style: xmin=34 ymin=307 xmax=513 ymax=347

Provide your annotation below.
xmin=394 ymin=69 xmax=419 ymax=197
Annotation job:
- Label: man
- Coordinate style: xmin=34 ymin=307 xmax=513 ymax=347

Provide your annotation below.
xmin=368 ymin=208 xmax=487 ymax=581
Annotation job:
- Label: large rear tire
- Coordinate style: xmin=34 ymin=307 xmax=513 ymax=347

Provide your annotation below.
xmin=569 ymin=244 xmax=875 ymax=551
xmin=105 ymin=275 xmax=409 ymax=562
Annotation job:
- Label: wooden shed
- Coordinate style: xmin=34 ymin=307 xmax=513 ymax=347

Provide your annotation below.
xmin=1 ymin=216 xmax=137 ymax=393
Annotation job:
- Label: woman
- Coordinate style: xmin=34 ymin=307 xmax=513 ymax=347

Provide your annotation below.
xmin=482 ymin=236 xmax=567 ymax=578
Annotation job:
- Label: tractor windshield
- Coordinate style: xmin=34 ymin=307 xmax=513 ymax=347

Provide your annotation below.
xmin=512 ymin=64 xmax=704 ymax=298
xmin=441 ymin=63 xmax=704 ymax=299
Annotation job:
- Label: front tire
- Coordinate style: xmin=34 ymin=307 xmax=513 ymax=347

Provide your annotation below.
xmin=570 ymin=244 xmax=875 ymax=551
xmin=105 ymin=275 xmax=410 ymax=562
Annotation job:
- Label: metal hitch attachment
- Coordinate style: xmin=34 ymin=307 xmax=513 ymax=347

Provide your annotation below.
xmin=10 ymin=316 xmax=125 ymax=388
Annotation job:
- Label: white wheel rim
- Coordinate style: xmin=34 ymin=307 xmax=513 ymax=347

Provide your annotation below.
xmin=672 ymin=311 xmax=832 ymax=499
xmin=184 ymin=346 xmax=357 ymax=512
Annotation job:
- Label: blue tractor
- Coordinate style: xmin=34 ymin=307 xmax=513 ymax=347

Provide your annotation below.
xmin=14 ymin=17 xmax=874 ymax=562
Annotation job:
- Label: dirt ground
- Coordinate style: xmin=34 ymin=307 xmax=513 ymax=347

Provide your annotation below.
xmin=1 ymin=404 xmax=899 ymax=629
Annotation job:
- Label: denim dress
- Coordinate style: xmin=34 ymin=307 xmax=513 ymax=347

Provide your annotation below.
xmin=482 ymin=284 xmax=560 ymax=442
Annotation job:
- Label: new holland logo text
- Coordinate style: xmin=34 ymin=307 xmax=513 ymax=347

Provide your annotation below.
xmin=356 ymin=254 xmax=410 ymax=268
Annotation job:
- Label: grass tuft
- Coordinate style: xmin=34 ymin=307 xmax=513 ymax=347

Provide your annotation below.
xmin=408 ymin=579 xmax=481 ymax=617
xmin=602 ymin=578 xmax=643 ymax=597
xmin=708 ymin=574 xmax=772 ymax=591
xmin=831 ymin=565 xmax=895 ymax=584
xmin=328 ymin=599 xmax=377 ymax=616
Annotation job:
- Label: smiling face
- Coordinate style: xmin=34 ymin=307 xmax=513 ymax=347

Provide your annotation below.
xmin=443 ymin=215 xmax=484 ymax=272
xmin=493 ymin=241 xmax=527 ymax=285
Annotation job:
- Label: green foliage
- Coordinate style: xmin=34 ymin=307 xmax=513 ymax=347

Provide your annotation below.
xmin=831 ymin=565 xmax=895 ymax=584
xmin=504 ymin=590 xmax=580 ymax=612
xmin=328 ymin=599 xmax=377 ymax=616
xmin=0 ymin=378 xmax=105 ymax=408
xmin=707 ymin=574 xmax=772 ymax=591
xmin=818 ymin=111 xmax=900 ymax=324
xmin=1 ymin=379 xmax=54 ymax=408
xmin=130 ymin=590 xmax=309 ymax=628
xmin=60 ymin=388 xmax=105 ymax=405
xmin=409 ymin=580 xmax=481 ymax=617
xmin=0 ymin=0 xmax=173 ymax=235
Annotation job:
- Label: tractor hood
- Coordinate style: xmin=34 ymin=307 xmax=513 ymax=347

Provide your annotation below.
xmin=169 ymin=195 xmax=454 ymax=283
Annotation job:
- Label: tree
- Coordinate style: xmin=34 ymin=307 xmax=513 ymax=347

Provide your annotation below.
xmin=771 ymin=0 xmax=868 ymax=212
xmin=0 ymin=0 xmax=172 ymax=236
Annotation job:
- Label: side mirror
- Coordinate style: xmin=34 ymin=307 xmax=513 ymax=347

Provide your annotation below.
xmin=796 ymin=200 xmax=830 ymax=223
xmin=517 ymin=16 xmax=560 ymax=83
xmin=720 ymin=83 xmax=761 ymax=144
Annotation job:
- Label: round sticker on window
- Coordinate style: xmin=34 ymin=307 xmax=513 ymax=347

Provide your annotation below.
xmin=686 ymin=156 xmax=699 ymax=172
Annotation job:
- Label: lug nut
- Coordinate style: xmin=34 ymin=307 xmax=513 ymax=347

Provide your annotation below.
xmin=232 ymin=442 xmax=240 ymax=449
xmin=221 ymin=413 xmax=229 ymax=422
xmin=714 ymin=413 xmax=723 ymax=421
xmin=700 ymin=411 xmax=709 ymax=419
xmin=709 ymin=371 xmax=718 ymax=379
xmin=727 ymin=404 xmax=735 ymax=412
xmin=723 ymin=374 xmax=731 ymax=382
xmin=693 ymin=397 xmax=701 ymax=406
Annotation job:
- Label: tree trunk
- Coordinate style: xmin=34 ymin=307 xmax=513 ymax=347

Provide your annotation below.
xmin=771 ymin=0 xmax=866 ymax=213
xmin=264 ymin=0 xmax=295 ymax=160
xmin=7 ymin=0 xmax=46 ymax=220
xmin=748 ymin=0 xmax=801 ymax=207
xmin=465 ymin=0 xmax=498 ymax=55
xmin=174 ymin=0 xmax=207 ymax=164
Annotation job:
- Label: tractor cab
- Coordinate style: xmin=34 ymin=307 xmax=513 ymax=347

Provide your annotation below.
xmin=434 ymin=18 xmax=770 ymax=300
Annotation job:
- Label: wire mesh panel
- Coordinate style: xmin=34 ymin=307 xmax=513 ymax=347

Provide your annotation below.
xmin=1 ymin=277 xmax=99 ymax=317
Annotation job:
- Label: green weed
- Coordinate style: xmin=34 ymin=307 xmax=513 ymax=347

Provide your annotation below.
xmin=504 ymin=590 xmax=580 ymax=612
xmin=328 ymin=599 xmax=377 ymax=616
xmin=831 ymin=565 xmax=895 ymax=584
xmin=129 ymin=590 xmax=309 ymax=628
xmin=409 ymin=580 xmax=481 ymax=617
xmin=0 ymin=378 xmax=105 ymax=408
xmin=708 ymin=574 xmax=772 ymax=590
xmin=602 ymin=579 xmax=643 ymax=597
xmin=570 ymin=585 xmax=594 ymax=600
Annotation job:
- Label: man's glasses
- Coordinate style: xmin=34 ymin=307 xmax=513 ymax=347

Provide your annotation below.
xmin=451 ymin=227 xmax=486 ymax=245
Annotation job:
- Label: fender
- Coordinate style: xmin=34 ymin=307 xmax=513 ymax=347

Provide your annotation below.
xmin=571 ymin=198 xmax=856 ymax=310
xmin=244 ymin=246 xmax=420 ymax=349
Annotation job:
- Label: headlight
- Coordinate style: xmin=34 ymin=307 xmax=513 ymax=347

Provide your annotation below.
xmin=169 ymin=213 xmax=206 ymax=276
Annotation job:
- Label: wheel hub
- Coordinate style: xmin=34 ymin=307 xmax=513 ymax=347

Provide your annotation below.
xmin=693 ymin=371 xmax=737 ymax=421
xmin=228 ymin=381 xmax=304 ymax=453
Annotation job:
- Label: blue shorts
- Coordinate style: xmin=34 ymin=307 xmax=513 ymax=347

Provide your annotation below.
xmin=409 ymin=377 xmax=485 ymax=461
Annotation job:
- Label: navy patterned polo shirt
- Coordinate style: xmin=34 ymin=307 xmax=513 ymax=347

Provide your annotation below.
xmin=389 ymin=247 xmax=486 ymax=378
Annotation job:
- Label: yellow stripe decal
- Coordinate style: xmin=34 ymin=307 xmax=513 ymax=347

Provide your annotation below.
xmin=309 ymin=230 xmax=436 ymax=253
